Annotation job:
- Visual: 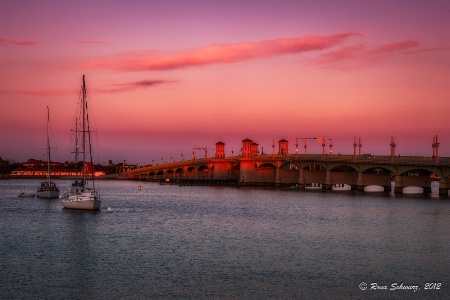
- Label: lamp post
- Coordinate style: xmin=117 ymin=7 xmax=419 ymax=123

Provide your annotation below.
xmin=390 ymin=136 xmax=396 ymax=163
xmin=295 ymin=138 xmax=318 ymax=157
xmin=432 ymin=135 xmax=439 ymax=163
xmin=193 ymin=146 xmax=210 ymax=159
xmin=390 ymin=136 xmax=396 ymax=156
xmin=329 ymin=138 xmax=333 ymax=155
xmin=358 ymin=138 xmax=362 ymax=156
xmin=321 ymin=137 xmax=326 ymax=156
xmin=272 ymin=139 xmax=275 ymax=159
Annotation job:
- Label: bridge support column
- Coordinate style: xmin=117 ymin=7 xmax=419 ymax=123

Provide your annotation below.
xmin=384 ymin=179 xmax=393 ymax=193
xmin=356 ymin=172 xmax=365 ymax=192
xmin=323 ymin=170 xmax=332 ymax=190
xmin=424 ymin=177 xmax=432 ymax=194
xmin=298 ymin=169 xmax=305 ymax=189
xmin=439 ymin=178 xmax=449 ymax=196
xmin=394 ymin=176 xmax=403 ymax=193
xmin=352 ymin=172 xmax=364 ymax=191
xmin=275 ymin=167 xmax=281 ymax=188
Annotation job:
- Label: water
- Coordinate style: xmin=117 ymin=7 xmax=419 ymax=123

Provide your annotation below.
xmin=1 ymin=179 xmax=449 ymax=299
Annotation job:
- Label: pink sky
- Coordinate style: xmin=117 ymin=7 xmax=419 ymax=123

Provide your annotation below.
xmin=1 ymin=0 xmax=449 ymax=164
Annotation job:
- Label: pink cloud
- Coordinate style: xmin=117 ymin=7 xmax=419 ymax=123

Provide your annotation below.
xmin=75 ymin=40 xmax=110 ymax=44
xmin=402 ymin=47 xmax=450 ymax=55
xmin=0 ymin=79 xmax=174 ymax=96
xmin=313 ymin=40 xmax=420 ymax=69
xmin=84 ymin=33 xmax=358 ymax=71
xmin=368 ymin=40 xmax=418 ymax=55
xmin=0 ymin=89 xmax=76 ymax=96
xmin=0 ymin=38 xmax=38 ymax=46
xmin=313 ymin=44 xmax=366 ymax=65
xmin=97 ymin=79 xmax=177 ymax=93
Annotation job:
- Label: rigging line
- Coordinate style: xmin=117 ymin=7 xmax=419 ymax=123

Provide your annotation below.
xmin=85 ymin=89 xmax=100 ymax=165
xmin=86 ymin=94 xmax=95 ymax=190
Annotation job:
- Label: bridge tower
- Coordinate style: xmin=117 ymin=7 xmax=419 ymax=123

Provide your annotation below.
xmin=240 ymin=138 xmax=257 ymax=184
xmin=251 ymin=141 xmax=259 ymax=156
xmin=242 ymin=138 xmax=253 ymax=158
xmin=215 ymin=141 xmax=225 ymax=159
xmin=214 ymin=141 xmax=232 ymax=179
xmin=278 ymin=139 xmax=289 ymax=155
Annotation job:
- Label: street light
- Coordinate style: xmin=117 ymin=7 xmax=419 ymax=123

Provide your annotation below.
xmin=193 ymin=146 xmax=212 ymax=159
xmin=432 ymin=135 xmax=439 ymax=163
xmin=295 ymin=137 xmax=318 ymax=157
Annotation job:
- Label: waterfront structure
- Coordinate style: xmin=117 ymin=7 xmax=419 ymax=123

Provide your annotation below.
xmin=10 ymin=162 xmax=105 ymax=178
xmin=127 ymin=139 xmax=450 ymax=196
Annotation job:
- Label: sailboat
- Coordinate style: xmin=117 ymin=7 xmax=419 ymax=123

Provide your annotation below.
xmin=37 ymin=106 xmax=60 ymax=198
xmin=62 ymin=75 xmax=101 ymax=210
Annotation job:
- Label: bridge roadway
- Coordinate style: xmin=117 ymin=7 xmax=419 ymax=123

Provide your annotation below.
xmin=127 ymin=154 xmax=450 ymax=195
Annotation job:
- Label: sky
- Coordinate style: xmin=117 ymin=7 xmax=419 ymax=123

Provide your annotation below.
xmin=1 ymin=0 xmax=450 ymax=165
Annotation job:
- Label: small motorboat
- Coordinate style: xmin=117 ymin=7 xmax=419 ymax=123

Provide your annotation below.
xmin=18 ymin=192 xmax=35 ymax=198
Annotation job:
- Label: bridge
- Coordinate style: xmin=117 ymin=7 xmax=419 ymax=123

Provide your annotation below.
xmin=126 ymin=139 xmax=450 ymax=196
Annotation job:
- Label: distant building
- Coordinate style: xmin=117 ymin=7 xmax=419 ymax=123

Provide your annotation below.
xmin=23 ymin=159 xmax=64 ymax=169
xmin=11 ymin=161 xmax=104 ymax=177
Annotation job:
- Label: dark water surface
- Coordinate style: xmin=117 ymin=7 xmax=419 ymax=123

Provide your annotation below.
xmin=1 ymin=179 xmax=449 ymax=299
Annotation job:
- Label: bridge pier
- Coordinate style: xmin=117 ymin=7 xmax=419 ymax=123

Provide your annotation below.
xmin=323 ymin=170 xmax=332 ymax=190
xmin=384 ymin=181 xmax=392 ymax=193
xmin=439 ymin=178 xmax=449 ymax=196
xmin=351 ymin=172 xmax=365 ymax=192
xmin=298 ymin=169 xmax=305 ymax=189
xmin=275 ymin=167 xmax=281 ymax=188
xmin=394 ymin=176 xmax=403 ymax=193
xmin=423 ymin=177 xmax=432 ymax=194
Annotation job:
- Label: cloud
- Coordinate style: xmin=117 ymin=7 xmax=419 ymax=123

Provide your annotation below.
xmin=84 ymin=33 xmax=358 ymax=71
xmin=402 ymin=47 xmax=450 ymax=55
xmin=0 ymin=38 xmax=38 ymax=46
xmin=313 ymin=44 xmax=366 ymax=65
xmin=0 ymin=89 xmax=75 ymax=96
xmin=98 ymin=79 xmax=177 ymax=93
xmin=368 ymin=40 xmax=418 ymax=55
xmin=75 ymin=40 xmax=110 ymax=44
xmin=313 ymin=40 xmax=420 ymax=69
xmin=0 ymin=79 xmax=176 ymax=96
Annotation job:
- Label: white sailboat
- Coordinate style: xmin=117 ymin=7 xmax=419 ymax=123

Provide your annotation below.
xmin=37 ymin=106 xmax=60 ymax=198
xmin=62 ymin=75 xmax=101 ymax=210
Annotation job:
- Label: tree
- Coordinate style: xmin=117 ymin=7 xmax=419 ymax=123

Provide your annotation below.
xmin=0 ymin=158 xmax=10 ymax=174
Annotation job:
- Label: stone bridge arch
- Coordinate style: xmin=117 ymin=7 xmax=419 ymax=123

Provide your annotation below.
xmin=328 ymin=164 xmax=358 ymax=187
xmin=198 ymin=164 xmax=211 ymax=179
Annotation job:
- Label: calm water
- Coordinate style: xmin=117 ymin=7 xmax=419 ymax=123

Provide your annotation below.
xmin=1 ymin=179 xmax=449 ymax=299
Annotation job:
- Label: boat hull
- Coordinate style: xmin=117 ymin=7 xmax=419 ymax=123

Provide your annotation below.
xmin=62 ymin=198 xmax=101 ymax=210
xmin=37 ymin=190 xmax=60 ymax=198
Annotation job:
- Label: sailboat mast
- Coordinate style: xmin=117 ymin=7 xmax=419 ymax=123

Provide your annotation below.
xmin=82 ymin=75 xmax=86 ymax=185
xmin=74 ymin=117 xmax=79 ymax=172
xmin=46 ymin=106 xmax=51 ymax=182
